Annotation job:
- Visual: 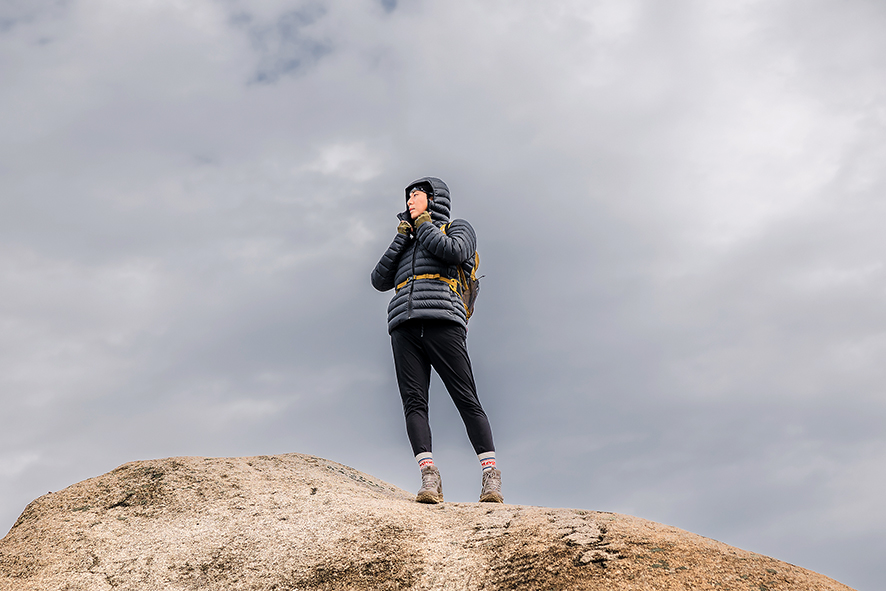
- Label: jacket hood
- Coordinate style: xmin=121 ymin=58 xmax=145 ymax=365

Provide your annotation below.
xmin=405 ymin=177 xmax=450 ymax=224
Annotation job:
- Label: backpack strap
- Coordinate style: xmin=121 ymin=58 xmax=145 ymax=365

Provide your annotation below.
xmin=395 ymin=274 xmax=459 ymax=293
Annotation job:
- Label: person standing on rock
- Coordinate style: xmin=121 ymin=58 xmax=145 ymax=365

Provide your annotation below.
xmin=371 ymin=177 xmax=503 ymax=504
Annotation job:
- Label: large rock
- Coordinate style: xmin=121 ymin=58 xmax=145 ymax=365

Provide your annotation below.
xmin=0 ymin=453 xmax=855 ymax=590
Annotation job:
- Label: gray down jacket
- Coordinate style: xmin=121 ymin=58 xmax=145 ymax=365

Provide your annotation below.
xmin=371 ymin=177 xmax=477 ymax=334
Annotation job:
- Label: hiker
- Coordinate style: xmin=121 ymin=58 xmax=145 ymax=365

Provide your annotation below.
xmin=371 ymin=177 xmax=503 ymax=504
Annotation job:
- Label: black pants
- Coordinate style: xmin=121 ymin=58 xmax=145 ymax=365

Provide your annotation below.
xmin=391 ymin=319 xmax=495 ymax=457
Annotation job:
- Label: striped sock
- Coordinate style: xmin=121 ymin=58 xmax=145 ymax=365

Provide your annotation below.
xmin=478 ymin=451 xmax=496 ymax=472
xmin=416 ymin=452 xmax=434 ymax=470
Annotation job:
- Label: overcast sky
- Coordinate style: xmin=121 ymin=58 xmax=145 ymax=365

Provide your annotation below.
xmin=2 ymin=0 xmax=884 ymax=588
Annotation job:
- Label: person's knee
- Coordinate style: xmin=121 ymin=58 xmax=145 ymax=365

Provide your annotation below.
xmin=451 ymin=392 xmax=484 ymax=414
xmin=460 ymin=407 xmax=488 ymax=422
xmin=402 ymin=401 xmax=429 ymax=417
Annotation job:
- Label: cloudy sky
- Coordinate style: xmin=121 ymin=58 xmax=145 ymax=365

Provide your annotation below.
xmin=2 ymin=0 xmax=884 ymax=588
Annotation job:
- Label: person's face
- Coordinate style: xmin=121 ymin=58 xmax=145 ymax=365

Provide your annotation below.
xmin=407 ymin=189 xmax=429 ymax=220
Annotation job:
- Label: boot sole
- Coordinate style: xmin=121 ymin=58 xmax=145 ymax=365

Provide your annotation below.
xmin=479 ymin=492 xmax=503 ymax=503
xmin=415 ymin=491 xmax=444 ymax=504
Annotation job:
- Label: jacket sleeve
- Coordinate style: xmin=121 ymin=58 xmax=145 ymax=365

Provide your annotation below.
xmin=371 ymin=233 xmax=410 ymax=292
xmin=414 ymin=219 xmax=476 ymax=265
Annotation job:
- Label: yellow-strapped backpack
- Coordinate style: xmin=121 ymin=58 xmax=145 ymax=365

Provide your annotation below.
xmin=442 ymin=223 xmax=482 ymax=321
xmin=393 ymin=223 xmax=482 ymax=321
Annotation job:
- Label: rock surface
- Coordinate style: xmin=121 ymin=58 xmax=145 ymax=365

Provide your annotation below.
xmin=0 ymin=453 xmax=855 ymax=591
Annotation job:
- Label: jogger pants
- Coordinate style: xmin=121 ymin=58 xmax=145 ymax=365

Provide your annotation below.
xmin=390 ymin=319 xmax=495 ymax=457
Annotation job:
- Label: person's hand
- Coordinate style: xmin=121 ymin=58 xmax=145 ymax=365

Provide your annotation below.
xmin=414 ymin=211 xmax=432 ymax=228
xmin=397 ymin=220 xmax=413 ymax=235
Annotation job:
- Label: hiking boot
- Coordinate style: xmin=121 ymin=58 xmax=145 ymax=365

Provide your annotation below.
xmin=479 ymin=468 xmax=503 ymax=503
xmin=415 ymin=465 xmax=444 ymax=504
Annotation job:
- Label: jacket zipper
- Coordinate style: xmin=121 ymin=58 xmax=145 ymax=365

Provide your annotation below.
xmin=407 ymin=239 xmax=417 ymax=319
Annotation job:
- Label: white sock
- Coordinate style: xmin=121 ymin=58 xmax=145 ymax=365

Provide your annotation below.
xmin=478 ymin=451 xmax=496 ymax=472
xmin=416 ymin=452 xmax=434 ymax=469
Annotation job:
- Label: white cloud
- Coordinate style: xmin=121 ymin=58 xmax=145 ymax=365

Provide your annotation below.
xmin=0 ymin=452 xmax=41 ymax=479
xmin=303 ymin=142 xmax=384 ymax=182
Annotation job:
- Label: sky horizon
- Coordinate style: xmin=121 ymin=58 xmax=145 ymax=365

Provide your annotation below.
xmin=2 ymin=1 xmax=884 ymax=589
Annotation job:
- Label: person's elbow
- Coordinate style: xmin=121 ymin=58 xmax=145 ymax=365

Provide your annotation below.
xmin=371 ymin=271 xmax=392 ymax=292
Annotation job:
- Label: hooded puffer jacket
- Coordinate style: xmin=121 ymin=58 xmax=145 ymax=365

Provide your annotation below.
xmin=371 ymin=177 xmax=477 ymax=334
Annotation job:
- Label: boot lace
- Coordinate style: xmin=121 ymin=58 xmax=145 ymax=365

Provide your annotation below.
xmin=421 ymin=467 xmax=439 ymax=491
xmin=482 ymin=470 xmax=501 ymax=493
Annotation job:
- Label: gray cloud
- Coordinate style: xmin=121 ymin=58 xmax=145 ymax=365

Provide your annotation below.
xmin=1 ymin=1 xmax=884 ymax=589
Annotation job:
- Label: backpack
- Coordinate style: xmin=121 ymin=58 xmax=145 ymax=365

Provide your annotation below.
xmin=441 ymin=223 xmax=482 ymax=321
